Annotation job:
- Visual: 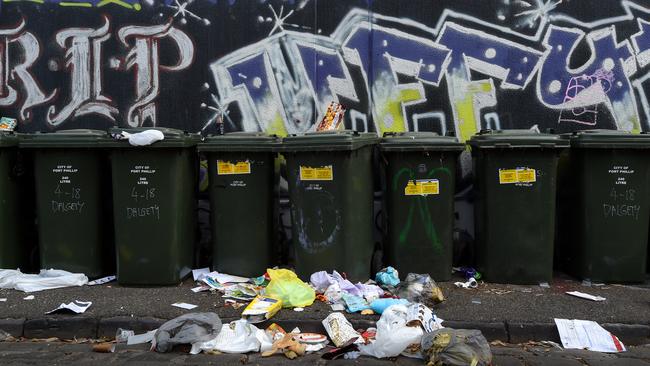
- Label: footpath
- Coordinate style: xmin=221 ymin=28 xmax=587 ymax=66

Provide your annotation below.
xmin=1 ymin=274 xmax=649 ymax=346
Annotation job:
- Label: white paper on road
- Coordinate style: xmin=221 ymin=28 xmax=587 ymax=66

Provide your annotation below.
xmin=172 ymin=302 xmax=198 ymax=310
xmin=87 ymin=275 xmax=116 ymax=286
xmin=0 ymin=269 xmax=87 ymax=293
xmin=46 ymin=301 xmax=92 ymax=314
xmin=127 ymin=330 xmax=157 ymax=345
xmin=209 ymin=271 xmax=250 ymax=284
xmin=566 ymin=291 xmax=606 ymax=301
xmin=0 ymin=298 xmax=6 ymax=302
xmin=191 ymin=285 xmax=210 ymax=293
xmin=192 ymin=268 xmax=210 ymax=281
xmin=23 ymin=295 xmax=34 ymax=300
xmin=554 ymin=319 xmax=626 ymax=353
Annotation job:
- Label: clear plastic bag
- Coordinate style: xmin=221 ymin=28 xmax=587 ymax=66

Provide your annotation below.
xmin=153 ymin=313 xmax=222 ymax=353
xmin=358 ymin=304 xmax=424 ymax=358
xmin=421 ymin=329 xmax=492 ymax=366
xmin=396 ymin=273 xmax=445 ymax=306
xmin=264 ymin=269 xmax=315 ymax=308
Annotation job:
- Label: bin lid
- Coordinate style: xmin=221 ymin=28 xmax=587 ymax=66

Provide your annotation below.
xmin=468 ymin=129 xmax=569 ymax=149
xmin=106 ymin=127 xmax=199 ymax=148
xmin=0 ymin=132 xmax=18 ymax=147
xmin=379 ymin=132 xmax=464 ymax=152
xmin=281 ymin=130 xmax=379 ymax=151
xmin=568 ymin=129 xmax=650 ymax=148
xmin=198 ymin=132 xmax=280 ymax=152
xmin=20 ymin=129 xmax=109 ymax=148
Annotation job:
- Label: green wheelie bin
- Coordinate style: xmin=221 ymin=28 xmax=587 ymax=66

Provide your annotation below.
xmin=558 ymin=130 xmax=650 ymax=283
xmin=198 ymin=132 xmax=280 ymax=277
xmin=469 ymin=130 xmax=568 ymax=284
xmin=282 ymin=131 xmax=378 ymax=281
xmin=379 ymin=132 xmax=464 ymax=281
xmin=21 ymin=130 xmax=112 ymax=278
xmin=0 ymin=133 xmax=33 ymax=270
xmin=107 ymin=128 xmax=198 ymax=285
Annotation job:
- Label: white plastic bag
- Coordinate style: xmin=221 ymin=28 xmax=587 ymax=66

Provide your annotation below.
xmin=121 ymin=129 xmax=164 ymax=146
xmin=358 ymin=304 xmax=424 ymax=358
xmin=0 ymin=269 xmax=88 ymax=293
xmin=191 ymin=320 xmax=272 ymax=354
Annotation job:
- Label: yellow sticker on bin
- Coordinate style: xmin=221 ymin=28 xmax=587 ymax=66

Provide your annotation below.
xmin=499 ymin=168 xmax=536 ymax=184
xmin=217 ymin=160 xmax=251 ymax=175
xmin=300 ymin=165 xmax=333 ymax=181
xmin=404 ymin=179 xmax=439 ymax=196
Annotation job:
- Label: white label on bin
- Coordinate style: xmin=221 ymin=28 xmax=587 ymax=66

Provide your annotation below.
xmin=126 ymin=164 xmax=160 ymax=220
xmin=603 ymin=165 xmax=641 ymax=220
xmin=51 ymin=164 xmax=84 ymax=214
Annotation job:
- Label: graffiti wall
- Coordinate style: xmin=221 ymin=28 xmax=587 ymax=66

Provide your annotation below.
xmin=1 ymin=0 xmax=650 ymax=140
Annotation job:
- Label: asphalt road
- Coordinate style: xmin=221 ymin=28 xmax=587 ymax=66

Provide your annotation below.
xmin=0 ymin=340 xmax=649 ymax=365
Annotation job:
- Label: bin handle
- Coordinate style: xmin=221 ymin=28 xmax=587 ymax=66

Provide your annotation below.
xmin=494 ymin=143 xmax=511 ymax=148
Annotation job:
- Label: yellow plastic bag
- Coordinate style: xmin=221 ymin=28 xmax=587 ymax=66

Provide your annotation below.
xmin=264 ymin=269 xmax=315 ymax=308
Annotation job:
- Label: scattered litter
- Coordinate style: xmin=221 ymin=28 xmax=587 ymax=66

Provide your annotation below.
xmin=46 ymin=300 xmax=92 ymax=314
xmin=330 ymin=303 xmax=345 ymax=311
xmin=471 ymin=299 xmax=482 ymax=305
xmin=454 ymin=277 xmax=478 ymax=289
xmin=359 ymin=304 xmax=428 ymax=358
xmin=453 ymin=267 xmax=482 ymax=280
xmin=295 ymin=333 xmax=327 ymax=345
xmin=0 ymin=329 xmax=13 ymax=342
xmin=539 ymin=282 xmax=550 ymax=288
xmin=342 ymin=293 xmax=370 ymax=313
xmin=115 ymin=328 xmax=134 ymax=343
xmin=127 ymin=330 xmax=157 ymax=345
xmin=421 ymin=329 xmax=492 ymax=366
xmin=116 ymin=129 xmax=164 ymax=146
xmin=321 ymin=338 xmax=359 ymax=360
xmin=311 ymin=270 xmax=384 ymax=302
xmin=293 ymin=307 xmax=304 ymax=312
xmin=192 ymin=268 xmax=210 ymax=281
xmin=171 ymin=302 xmax=198 ymax=310
xmin=87 ymin=275 xmax=116 ymax=286
xmin=92 ymin=342 xmax=115 ymax=353
xmin=153 ymin=312 xmax=222 ymax=353
xmin=395 ymin=273 xmax=444 ymax=305
xmin=224 ymin=299 xmax=246 ymax=310
xmin=208 ymin=271 xmax=250 ymax=284
xmin=222 ymin=283 xmax=257 ymax=301
xmin=322 ymin=312 xmax=362 ymax=347
xmin=375 ymin=267 xmax=400 ymax=287
xmin=0 ymin=269 xmax=88 ymax=293
xmin=241 ymin=296 xmax=282 ymax=323
xmin=582 ymin=279 xmax=592 ymax=287
xmin=566 ymin=291 xmax=606 ymax=302
xmin=191 ymin=285 xmax=210 ymax=293
xmin=316 ymin=101 xmax=346 ymax=132
xmin=369 ymin=298 xmax=409 ymax=314
xmin=361 ymin=309 xmax=375 ymax=315
xmin=0 ymin=298 xmax=6 ymax=302
xmin=344 ymin=351 xmax=361 ymax=359
xmin=486 ymin=288 xmax=514 ymax=295
xmin=554 ymin=318 xmax=625 ymax=353
xmin=23 ymin=295 xmax=34 ymax=300
xmin=262 ymin=333 xmax=306 ymax=359
xmin=490 ymin=340 xmax=508 ymax=347
xmin=265 ymin=269 xmax=315 ymax=308
xmin=0 ymin=117 xmax=17 ymax=132
xmin=192 ymin=319 xmax=271 ymax=355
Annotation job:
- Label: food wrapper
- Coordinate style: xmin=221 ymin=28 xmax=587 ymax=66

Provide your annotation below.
xmin=242 ymin=296 xmax=282 ymax=323
xmin=316 ymin=102 xmax=346 ymax=132
xmin=0 ymin=117 xmax=17 ymax=132
xmin=322 ymin=312 xmax=362 ymax=347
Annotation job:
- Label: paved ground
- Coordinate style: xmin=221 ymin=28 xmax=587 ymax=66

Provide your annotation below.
xmin=0 ymin=340 xmax=649 ymax=365
xmin=1 ymin=274 xmax=649 ymax=345
xmin=1 ymin=275 xmax=649 ymax=324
